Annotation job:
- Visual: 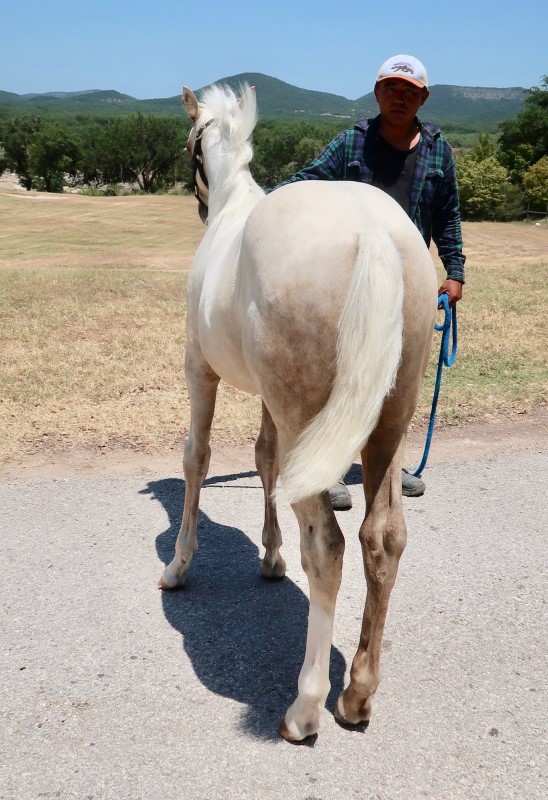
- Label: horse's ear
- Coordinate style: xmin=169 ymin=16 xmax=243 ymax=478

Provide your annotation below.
xmin=182 ymin=86 xmax=200 ymax=122
xmin=239 ymin=85 xmax=255 ymax=110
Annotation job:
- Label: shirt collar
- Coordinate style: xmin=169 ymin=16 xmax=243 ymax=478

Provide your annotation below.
xmin=354 ymin=115 xmax=441 ymax=146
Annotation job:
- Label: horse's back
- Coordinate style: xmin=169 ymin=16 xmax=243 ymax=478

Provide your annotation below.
xmin=242 ymin=181 xmax=432 ymax=297
xmin=246 ymin=180 xmax=426 ymax=248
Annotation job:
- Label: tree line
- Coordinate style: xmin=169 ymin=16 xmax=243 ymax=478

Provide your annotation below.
xmin=0 ymin=113 xmax=342 ymax=196
xmin=1 ymin=77 xmax=546 ymax=219
xmin=0 ymin=114 xmax=190 ymax=194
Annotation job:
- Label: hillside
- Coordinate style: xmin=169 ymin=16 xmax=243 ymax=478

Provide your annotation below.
xmin=0 ymin=73 xmax=527 ymax=130
xmin=0 ymin=89 xmax=146 ymax=114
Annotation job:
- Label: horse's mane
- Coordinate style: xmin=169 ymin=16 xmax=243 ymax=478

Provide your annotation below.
xmin=200 ymin=83 xmax=257 ymax=141
xmin=199 ymin=84 xmax=257 ymax=184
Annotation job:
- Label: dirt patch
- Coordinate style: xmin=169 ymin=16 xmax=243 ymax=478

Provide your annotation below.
xmin=454 ymin=220 xmax=548 ymax=265
xmin=2 ymin=406 xmax=546 ymax=481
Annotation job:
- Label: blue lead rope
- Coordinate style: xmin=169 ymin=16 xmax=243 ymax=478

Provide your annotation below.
xmin=411 ymin=293 xmax=458 ymax=477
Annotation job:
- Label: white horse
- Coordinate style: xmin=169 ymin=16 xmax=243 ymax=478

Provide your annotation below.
xmin=160 ymin=83 xmax=438 ymax=742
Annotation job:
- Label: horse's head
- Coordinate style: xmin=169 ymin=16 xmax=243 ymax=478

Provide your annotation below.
xmin=183 ymin=87 xmax=213 ymax=224
xmin=182 ymin=84 xmax=258 ymax=225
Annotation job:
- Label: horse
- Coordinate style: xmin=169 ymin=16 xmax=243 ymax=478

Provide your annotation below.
xmin=159 ymin=83 xmax=438 ymax=742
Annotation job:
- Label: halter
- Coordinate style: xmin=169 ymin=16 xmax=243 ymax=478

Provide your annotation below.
xmin=190 ymin=118 xmax=214 ymax=223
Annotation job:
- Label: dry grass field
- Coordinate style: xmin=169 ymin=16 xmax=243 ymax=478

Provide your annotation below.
xmin=1 ymin=184 xmax=547 ymax=470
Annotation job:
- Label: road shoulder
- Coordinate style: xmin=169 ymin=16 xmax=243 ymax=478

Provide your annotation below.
xmin=1 ymin=406 xmax=546 ymax=482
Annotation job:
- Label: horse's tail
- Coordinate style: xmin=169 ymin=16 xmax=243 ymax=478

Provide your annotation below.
xmin=281 ymin=230 xmax=404 ymax=504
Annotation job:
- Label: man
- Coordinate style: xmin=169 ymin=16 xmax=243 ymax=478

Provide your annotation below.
xmin=278 ymin=54 xmax=465 ymax=509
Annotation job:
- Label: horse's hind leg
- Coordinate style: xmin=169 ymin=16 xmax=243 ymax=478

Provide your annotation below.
xmin=335 ymin=431 xmax=407 ymax=727
xmin=159 ymin=356 xmax=219 ymax=590
xmin=279 ymin=493 xmax=345 ymax=742
xmin=255 ymin=401 xmax=286 ymax=579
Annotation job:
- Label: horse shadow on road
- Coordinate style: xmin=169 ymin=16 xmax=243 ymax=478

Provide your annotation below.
xmin=143 ymin=472 xmax=347 ymax=741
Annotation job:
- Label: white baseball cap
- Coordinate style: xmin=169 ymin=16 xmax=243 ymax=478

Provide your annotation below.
xmin=376 ymin=55 xmax=429 ymax=89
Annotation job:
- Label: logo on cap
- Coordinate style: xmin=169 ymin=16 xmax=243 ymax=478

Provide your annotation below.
xmin=391 ymin=63 xmax=414 ymax=75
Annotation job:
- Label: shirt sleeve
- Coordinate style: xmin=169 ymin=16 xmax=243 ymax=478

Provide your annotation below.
xmin=432 ymin=149 xmax=466 ymax=283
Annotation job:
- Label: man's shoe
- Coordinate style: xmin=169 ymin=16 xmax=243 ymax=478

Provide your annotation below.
xmin=329 ymin=471 xmax=424 ymax=508
xmin=328 ymin=479 xmax=352 ymax=510
xmin=402 ymin=468 xmax=425 ymax=497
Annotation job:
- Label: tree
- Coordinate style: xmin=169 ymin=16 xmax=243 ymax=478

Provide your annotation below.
xmin=1 ymin=117 xmax=43 ymax=189
xmin=456 ymin=154 xmax=511 ymax=219
xmin=294 ymin=136 xmax=324 ymax=167
xmin=77 ymin=122 xmax=113 ymax=187
xmin=27 ymin=123 xmax=81 ymax=192
xmin=0 ymin=117 xmax=81 ymax=192
xmin=523 ymin=155 xmax=548 ymax=210
xmin=102 ymin=114 xmax=187 ymax=193
xmin=251 ymin=120 xmax=339 ymax=188
xmin=498 ymin=76 xmax=548 ymax=183
xmin=468 ymin=132 xmax=498 ymax=162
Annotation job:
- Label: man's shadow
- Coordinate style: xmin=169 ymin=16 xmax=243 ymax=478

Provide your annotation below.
xmin=144 ymin=471 xmax=347 ymax=741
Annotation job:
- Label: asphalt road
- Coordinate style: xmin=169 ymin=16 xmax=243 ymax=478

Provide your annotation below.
xmin=1 ymin=450 xmax=546 ymax=800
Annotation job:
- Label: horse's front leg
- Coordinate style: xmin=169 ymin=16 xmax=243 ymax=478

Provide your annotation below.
xmin=279 ymin=493 xmax=345 ymax=742
xmin=335 ymin=433 xmax=407 ymax=727
xmin=255 ymin=401 xmax=286 ymax=579
xmin=159 ymin=354 xmax=220 ymax=590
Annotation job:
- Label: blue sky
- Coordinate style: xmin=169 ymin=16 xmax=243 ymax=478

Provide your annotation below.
xmin=2 ymin=1 xmax=547 ymax=99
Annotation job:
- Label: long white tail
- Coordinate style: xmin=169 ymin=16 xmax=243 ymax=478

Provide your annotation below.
xmin=281 ymin=231 xmax=404 ymax=504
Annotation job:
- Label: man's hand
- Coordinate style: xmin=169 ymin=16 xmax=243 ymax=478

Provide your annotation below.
xmin=438 ymin=279 xmax=463 ymax=307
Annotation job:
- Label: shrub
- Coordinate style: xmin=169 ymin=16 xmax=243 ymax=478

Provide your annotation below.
xmin=457 ymin=155 xmax=511 ymax=219
xmin=523 ymin=156 xmax=548 ymax=210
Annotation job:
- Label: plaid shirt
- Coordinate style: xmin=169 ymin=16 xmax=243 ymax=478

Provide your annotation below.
xmin=280 ymin=115 xmax=465 ymax=282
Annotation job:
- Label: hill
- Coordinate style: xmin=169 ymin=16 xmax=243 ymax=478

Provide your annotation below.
xmin=0 ymin=89 xmax=145 ymax=114
xmin=0 ymin=73 xmax=527 ymax=131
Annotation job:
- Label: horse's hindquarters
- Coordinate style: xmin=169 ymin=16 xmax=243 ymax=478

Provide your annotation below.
xmin=240 ymin=181 xmax=437 ymax=492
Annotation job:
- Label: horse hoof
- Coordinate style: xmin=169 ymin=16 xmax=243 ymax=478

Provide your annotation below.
xmin=334 ymin=714 xmax=370 ymax=733
xmin=261 ymin=558 xmax=287 ymax=580
xmin=278 ymin=718 xmax=318 ymax=746
xmin=334 ymin=695 xmax=372 ymax=729
xmin=157 ymin=571 xmax=188 ymax=591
